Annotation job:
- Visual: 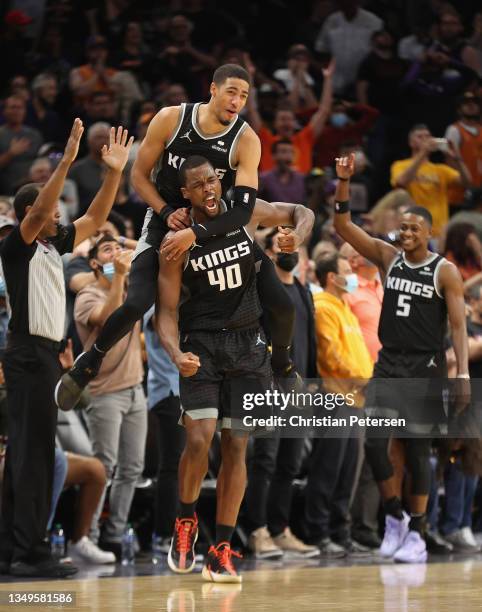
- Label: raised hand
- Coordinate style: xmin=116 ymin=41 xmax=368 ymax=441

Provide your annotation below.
xmin=335 ymin=153 xmax=355 ymax=179
xmin=113 ymin=249 xmax=133 ymax=276
xmin=101 ymin=126 xmax=134 ymax=172
xmin=63 ymin=118 xmax=84 ymax=164
xmin=322 ymin=58 xmax=335 ymax=79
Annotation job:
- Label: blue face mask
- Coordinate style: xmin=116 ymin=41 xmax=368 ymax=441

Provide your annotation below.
xmin=0 ymin=277 xmax=5 ymax=298
xmin=102 ymin=262 xmax=115 ymax=281
xmin=343 ymin=273 xmax=359 ymax=294
xmin=330 ymin=112 xmax=349 ymax=128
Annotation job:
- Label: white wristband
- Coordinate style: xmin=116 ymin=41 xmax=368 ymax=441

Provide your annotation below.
xmin=456 ymin=374 xmax=470 ymax=379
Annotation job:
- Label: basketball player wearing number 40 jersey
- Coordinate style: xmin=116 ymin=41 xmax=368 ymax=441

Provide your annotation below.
xmin=333 ymin=152 xmax=469 ymax=565
xmin=156 ymin=156 xmax=314 ymax=583
xmin=55 ymin=64 xmax=298 ymax=413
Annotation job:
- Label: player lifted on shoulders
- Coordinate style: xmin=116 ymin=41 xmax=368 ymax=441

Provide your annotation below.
xmin=157 ymin=156 xmax=314 ymax=582
xmin=56 ymin=64 xmax=299 ymax=412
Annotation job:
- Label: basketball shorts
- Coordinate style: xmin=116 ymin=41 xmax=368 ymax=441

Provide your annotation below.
xmin=364 ymin=347 xmax=449 ymax=436
xmin=179 ymin=327 xmax=272 ymax=429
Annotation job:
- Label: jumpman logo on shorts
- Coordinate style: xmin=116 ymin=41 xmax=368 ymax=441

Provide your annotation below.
xmin=180 ymin=129 xmax=192 ymax=143
xmin=427 ymin=356 xmax=437 ymax=368
xmin=255 ymin=333 xmax=266 ymax=346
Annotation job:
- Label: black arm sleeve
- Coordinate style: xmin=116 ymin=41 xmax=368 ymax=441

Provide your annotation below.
xmin=191 ymin=186 xmax=257 ymax=240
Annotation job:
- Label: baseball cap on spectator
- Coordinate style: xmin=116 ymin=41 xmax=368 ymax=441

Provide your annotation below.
xmin=0 ymin=216 xmax=15 ymax=231
xmin=86 ymin=36 xmax=108 ymax=49
xmin=5 ymin=10 xmax=32 ymax=26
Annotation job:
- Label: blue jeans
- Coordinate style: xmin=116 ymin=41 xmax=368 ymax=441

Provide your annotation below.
xmin=441 ymin=458 xmax=478 ymax=535
xmin=47 ymin=448 xmax=68 ymax=531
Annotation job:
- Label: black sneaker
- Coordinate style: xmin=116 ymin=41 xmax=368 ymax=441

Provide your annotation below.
xmin=202 ymin=543 xmax=242 ymax=583
xmin=316 ymin=538 xmax=347 ymax=558
xmin=10 ymin=559 xmax=78 ymax=578
xmin=338 ymin=539 xmax=372 ymax=557
xmin=426 ymin=531 xmax=454 ymax=554
xmin=168 ymin=515 xmax=199 ymax=574
xmin=351 ymin=529 xmax=382 ymax=550
xmin=55 ymin=349 xmax=103 ymax=411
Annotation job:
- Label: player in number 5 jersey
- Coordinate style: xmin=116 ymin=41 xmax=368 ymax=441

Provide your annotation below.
xmin=333 ymin=153 xmax=470 ymax=564
xmin=157 ymin=156 xmax=314 ymax=583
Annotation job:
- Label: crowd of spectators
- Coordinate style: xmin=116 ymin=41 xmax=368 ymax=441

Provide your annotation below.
xmin=1 ymin=0 xmax=482 ymax=566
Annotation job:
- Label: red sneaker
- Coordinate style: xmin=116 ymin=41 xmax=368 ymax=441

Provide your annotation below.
xmin=202 ymin=542 xmax=243 ymax=583
xmin=167 ymin=514 xmax=199 ymax=573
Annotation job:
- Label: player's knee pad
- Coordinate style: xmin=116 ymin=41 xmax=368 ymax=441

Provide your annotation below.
xmin=404 ymin=439 xmax=431 ymax=495
xmin=364 ymin=436 xmax=394 ymax=483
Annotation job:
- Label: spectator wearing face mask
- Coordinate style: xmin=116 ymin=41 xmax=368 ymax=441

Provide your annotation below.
xmin=246 ymin=61 xmax=334 ymax=174
xmin=303 ymin=252 xmax=373 ymax=557
xmin=74 ymin=234 xmax=147 ymax=559
xmin=339 ymin=241 xmax=383 ymax=550
xmin=245 ymin=228 xmax=319 ymax=560
xmin=312 ymin=100 xmax=379 ymax=169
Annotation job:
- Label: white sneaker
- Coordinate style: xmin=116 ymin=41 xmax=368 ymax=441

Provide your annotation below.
xmin=380 ymin=512 xmax=410 ymax=557
xmin=445 ymin=528 xmax=480 ymax=552
xmin=460 ymin=527 xmax=480 ymax=550
xmin=272 ymin=528 xmax=320 ymax=558
xmin=247 ymin=526 xmax=283 ymax=559
xmin=393 ymin=531 xmax=427 ymax=563
xmin=69 ymin=536 xmax=116 ymax=564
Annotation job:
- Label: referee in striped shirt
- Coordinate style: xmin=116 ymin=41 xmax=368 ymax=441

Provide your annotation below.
xmin=0 ymin=120 xmax=133 ymax=578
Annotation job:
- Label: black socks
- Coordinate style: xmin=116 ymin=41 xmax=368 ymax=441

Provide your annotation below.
xmin=179 ymin=500 xmax=197 ymax=519
xmin=384 ymin=496 xmax=404 ymax=520
xmin=215 ymin=524 xmax=234 ymax=546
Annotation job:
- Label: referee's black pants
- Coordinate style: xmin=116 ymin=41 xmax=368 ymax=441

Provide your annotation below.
xmin=0 ymin=337 xmax=61 ymax=564
xmin=95 ymin=246 xmax=295 ymax=360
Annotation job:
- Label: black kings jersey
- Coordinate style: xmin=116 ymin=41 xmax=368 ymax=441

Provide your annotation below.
xmin=378 ymin=252 xmax=447 ymax=352
xmin=179 ymin=225 xmax=261 ymax=333
xmin=141 ymin=103 xmax=247 ymax=248
xmin=155 ymin=102 xmax=247 ymax=205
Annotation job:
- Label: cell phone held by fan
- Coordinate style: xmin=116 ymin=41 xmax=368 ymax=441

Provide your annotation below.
xmin=433 ymin=138 xmax=449 ymax=153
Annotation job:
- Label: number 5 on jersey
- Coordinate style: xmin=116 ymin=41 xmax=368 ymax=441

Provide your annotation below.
xmin=396 ymin=294 xmax=411 ymax=317
xmin=208 ymin=264 xmax=242 ymax=292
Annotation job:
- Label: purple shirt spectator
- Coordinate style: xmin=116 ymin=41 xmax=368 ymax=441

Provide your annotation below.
xmin=259 ymin=139 xmax=307 ymax=204
xmin=260 ymin=169 xmax=306 ymax=204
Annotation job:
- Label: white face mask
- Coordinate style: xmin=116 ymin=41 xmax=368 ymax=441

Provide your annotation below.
xmin=335 ymin=273 xmax=359 ymax=294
